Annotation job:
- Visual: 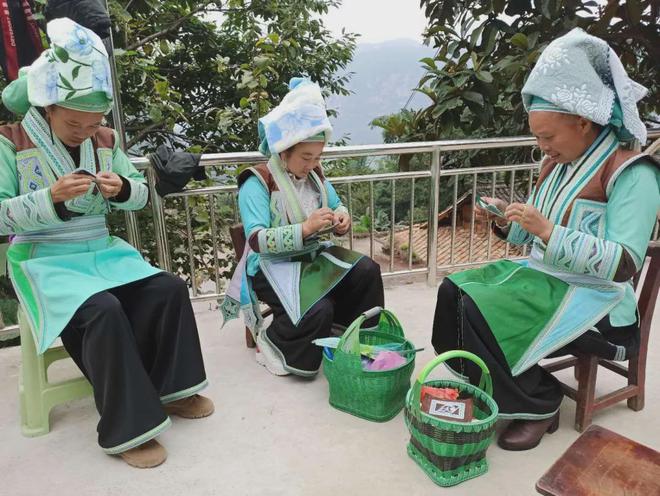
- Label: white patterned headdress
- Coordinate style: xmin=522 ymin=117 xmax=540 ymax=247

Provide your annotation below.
xmin=522 ymin=28 xmax=647 ymax=144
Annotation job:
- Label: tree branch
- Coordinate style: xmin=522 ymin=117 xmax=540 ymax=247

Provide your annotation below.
xmin=126 ymin=6 xmax=208 ymax=51
xmin=126 ymin=121 xmax=165 ymax=149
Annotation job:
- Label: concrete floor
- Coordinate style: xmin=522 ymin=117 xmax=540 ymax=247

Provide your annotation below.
xmin=1 ymin=280 xmax=658 ymax=496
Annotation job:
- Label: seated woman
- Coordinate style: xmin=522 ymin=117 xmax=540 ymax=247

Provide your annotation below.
xmin=432 ymin=29 xmax=659 ymax=451
xmin=222 ymin=78 xmax=384 ymax=377
xmin=0 ymin=19 xmax=213 ymax=468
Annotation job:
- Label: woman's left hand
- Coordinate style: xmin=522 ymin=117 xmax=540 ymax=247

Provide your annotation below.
xmin=95 ymin=172 xmax=124 ymax=199
xmin=505 ymin=203 xmax=554 ymax=243
xmin=333 ymin=211 xmax=351 ymax=236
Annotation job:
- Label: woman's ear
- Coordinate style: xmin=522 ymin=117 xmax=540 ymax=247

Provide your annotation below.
xmin=577 ymin=116 xmax=594 ymax=136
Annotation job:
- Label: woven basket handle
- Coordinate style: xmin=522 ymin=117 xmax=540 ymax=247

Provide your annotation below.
xmin=337 ymin=307 xmax=404 ymax=355
xmin=410 ymin=351 xmax=493 ymax=412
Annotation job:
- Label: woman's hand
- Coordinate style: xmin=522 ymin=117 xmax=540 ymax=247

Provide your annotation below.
xmin=475 ymin=196 xmax=509 ymax=227
xmin=302 ymin=207 xmax=334 ymax=238
xmin=505 ymin=202 xmax=554 ymax=243
xmin=95 ymin=172 xmax=124 ymax=199
xmin=332 ymin=211 xmax=351 ymax=236
xmin=50 ymin=173 xmax=93 ymax=203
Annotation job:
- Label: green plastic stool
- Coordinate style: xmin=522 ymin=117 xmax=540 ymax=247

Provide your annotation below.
xmin=18 ymin=307 xmax=93 ymax=437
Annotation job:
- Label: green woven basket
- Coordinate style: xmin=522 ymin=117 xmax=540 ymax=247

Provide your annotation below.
xmin=322 ymin=307 xmax=415 ymax=422
xmin=404 ymin=351 xmax=499 ymax=487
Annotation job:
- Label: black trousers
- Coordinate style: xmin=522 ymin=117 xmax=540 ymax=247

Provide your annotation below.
xmin=251 ymin=256 xmax=385 ymax=373
xmin=431 ymin=279 xmax=639 ymax=418
xmin=60 ymin=273 xmax=207 ymax=453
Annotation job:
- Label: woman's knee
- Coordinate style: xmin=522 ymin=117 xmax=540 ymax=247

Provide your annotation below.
xmin=139 ymin=273 xmax=189 ymax=303
xmin=357 ymin=256 xmax=381 ymax=278
xmin=79 ymin=291 xmax=123 ymax=317
xmin=436 ymin=278 xmax=459 ymax=304
xmin=306 ymin=298 xmax=334 ymax=327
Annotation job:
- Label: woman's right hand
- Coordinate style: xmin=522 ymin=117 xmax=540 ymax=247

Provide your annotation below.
xmin=475 ymin=196 xmax=509 ymax=226
xmin=50 ymin=173 xmax=94 ymax=203
xmin=302 ymin=207 xmax=334 ymax=238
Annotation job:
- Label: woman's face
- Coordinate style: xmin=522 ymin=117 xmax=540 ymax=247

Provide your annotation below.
xmin=528 ymin=112 xmax=599 ymax=164
xmin=46 ymin=105 xmax=104 ymax=147
xmin=280 ymin=141 xmax=324 ymax=178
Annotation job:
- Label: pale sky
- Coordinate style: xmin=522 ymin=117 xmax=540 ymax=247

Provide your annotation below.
xmin=323 ymin=0 xmax=428 ymax=44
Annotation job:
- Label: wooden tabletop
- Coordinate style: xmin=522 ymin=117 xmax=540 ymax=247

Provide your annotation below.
xmin=536 ymin=425 xmax=660 ymax=496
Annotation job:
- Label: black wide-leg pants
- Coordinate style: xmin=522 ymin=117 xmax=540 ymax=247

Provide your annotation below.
xmin=60 ymin=273 xmax=207 ymax=453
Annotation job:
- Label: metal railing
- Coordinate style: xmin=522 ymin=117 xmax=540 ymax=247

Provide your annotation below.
xmin=122 ymin=129 xmax=660 ymax=303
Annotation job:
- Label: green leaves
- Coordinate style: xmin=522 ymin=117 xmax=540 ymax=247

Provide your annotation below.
xmin=510 ymin=33 xmax=528 ymax=49
xmin=53 ymin=45 xmax=69 ymax=63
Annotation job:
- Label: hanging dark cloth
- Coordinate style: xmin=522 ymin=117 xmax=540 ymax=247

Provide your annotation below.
xmin=0 ymin=0 xmax=43 ymax=81
xmin=149 ymin=144 xmax=206 ymax=197
xmin=44 ymin=0 xmax=111 ymax=39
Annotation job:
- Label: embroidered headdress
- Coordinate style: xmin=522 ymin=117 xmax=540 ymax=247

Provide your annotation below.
xmin=258 ymin=77 xmax=332 ymax=156
xmin=522 ymin=28 xmax=647 ymax=144
xmin=2 ymin=18 xmax=113 ymax=115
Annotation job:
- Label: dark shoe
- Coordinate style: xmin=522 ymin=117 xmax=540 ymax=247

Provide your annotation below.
xmin=497 ymin=413 xmax=560 ymax=451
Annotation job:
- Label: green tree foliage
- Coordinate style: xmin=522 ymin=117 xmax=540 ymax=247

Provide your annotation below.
xmin=109 ymin=0 xmax=356 ymax=153
xmin=373 ymin=0 xmax=658 ymax=166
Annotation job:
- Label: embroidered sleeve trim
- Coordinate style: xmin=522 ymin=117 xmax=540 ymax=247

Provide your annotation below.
xmin=544 ymin=225 xmax=623 ymax=280
xmin=0 ymin=187 xmax=62 ymax=234
xmin=333 ymin=205 xmax=349 ymax=215
xmin=506 ymin=222 xmax=534 ymax=246
xmin=0 ymin=134 xmax=16 ymax=152
xmin=110 ymin=177 xmax=149 ymax=211
xmin=256 ymin=223 xmax=303 ymax=254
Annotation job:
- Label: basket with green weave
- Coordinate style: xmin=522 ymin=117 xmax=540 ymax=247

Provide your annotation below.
xmin=322 ymin=306 xmax=415 ymax=422
xmin=404 ymin=351 xmax=498 ymax=487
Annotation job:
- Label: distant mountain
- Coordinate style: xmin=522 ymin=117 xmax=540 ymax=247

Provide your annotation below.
xmin=328 ymin=39 xmax=434 ymax=145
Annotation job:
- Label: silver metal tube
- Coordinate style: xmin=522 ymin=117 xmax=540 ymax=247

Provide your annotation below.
xmin=369 ymin=181 xmax=375 ymax=260
xmin=505 ymin=170 xmax=516 ymax=258
xmin=101 ymin=11 xmax=142 ymax=251
xmin=389 ymin=179 xmax=395 ymax=272
xmin=468 ymin=173 xmax=477 ymax=261
xmin=347 ymin=183 xmax=354 ymax=250
xmin=209 ymin=195 xmax=221 ymax=294
xmin=426 ymin=150 xmax=441 ymax=287
xmin=408 ymin=178 xmax=415 ymax=269
xmin=183 ymin=196 xmax=197 ymax=297
xmin=487 ymin=172 xmax=495 ymax=260
xmin=147 ymin=168 xmax=171 ymax=271
xmin=450 ymin=175 xmax=458 ymax=265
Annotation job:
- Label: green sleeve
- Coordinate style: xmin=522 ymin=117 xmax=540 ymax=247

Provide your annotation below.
xmin=544 ymin=162 xmax=659 ymax=280
xmin=0 ymin=141 xmax=63 ymax=234
xmin=604 ymin=162 xmax=659 ymax=268
xmin=109 ymin=135 xmax=149 ymax=211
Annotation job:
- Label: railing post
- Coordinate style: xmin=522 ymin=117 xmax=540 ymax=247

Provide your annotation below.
xmin=147 ymin=167 xmax=172 ymax=271
xmin=102 ymin=2 xmax=141 ymax=250
xmin=427 ymin=149 xmax=441 ymax=287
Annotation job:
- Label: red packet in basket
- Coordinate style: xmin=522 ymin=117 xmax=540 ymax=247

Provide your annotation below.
xmin=422 ymin=395 xmax=473 ymax=423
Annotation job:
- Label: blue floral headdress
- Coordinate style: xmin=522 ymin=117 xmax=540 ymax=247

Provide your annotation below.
xmin=2 ymin=18 xmax=113 ymax=115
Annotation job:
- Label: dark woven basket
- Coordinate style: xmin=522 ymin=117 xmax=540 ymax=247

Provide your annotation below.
xmin=404 ymin=351 xmax=498 ymax=486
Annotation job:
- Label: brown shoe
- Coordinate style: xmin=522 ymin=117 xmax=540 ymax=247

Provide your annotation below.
xmin=497 ymin=413 xmax=560 ymax=451
xmin=118 ymin=439 xmax=167 ymax=468
xmin=163 ymin=394 xmax=215 ymax=419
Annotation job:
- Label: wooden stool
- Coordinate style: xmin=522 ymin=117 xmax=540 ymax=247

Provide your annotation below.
xmin=536 ymin=425 xmax=660 ymax=495
xmin=228 ymin=223 xmax=272 ymax=348
xmin=543 ymin=241 xmax=660 ymax=431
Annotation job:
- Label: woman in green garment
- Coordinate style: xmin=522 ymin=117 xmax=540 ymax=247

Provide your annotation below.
xmin=0 ymin=18 xmax=213 ymax=468
xmin=431 ymin=28 xmax=659 ymax=451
